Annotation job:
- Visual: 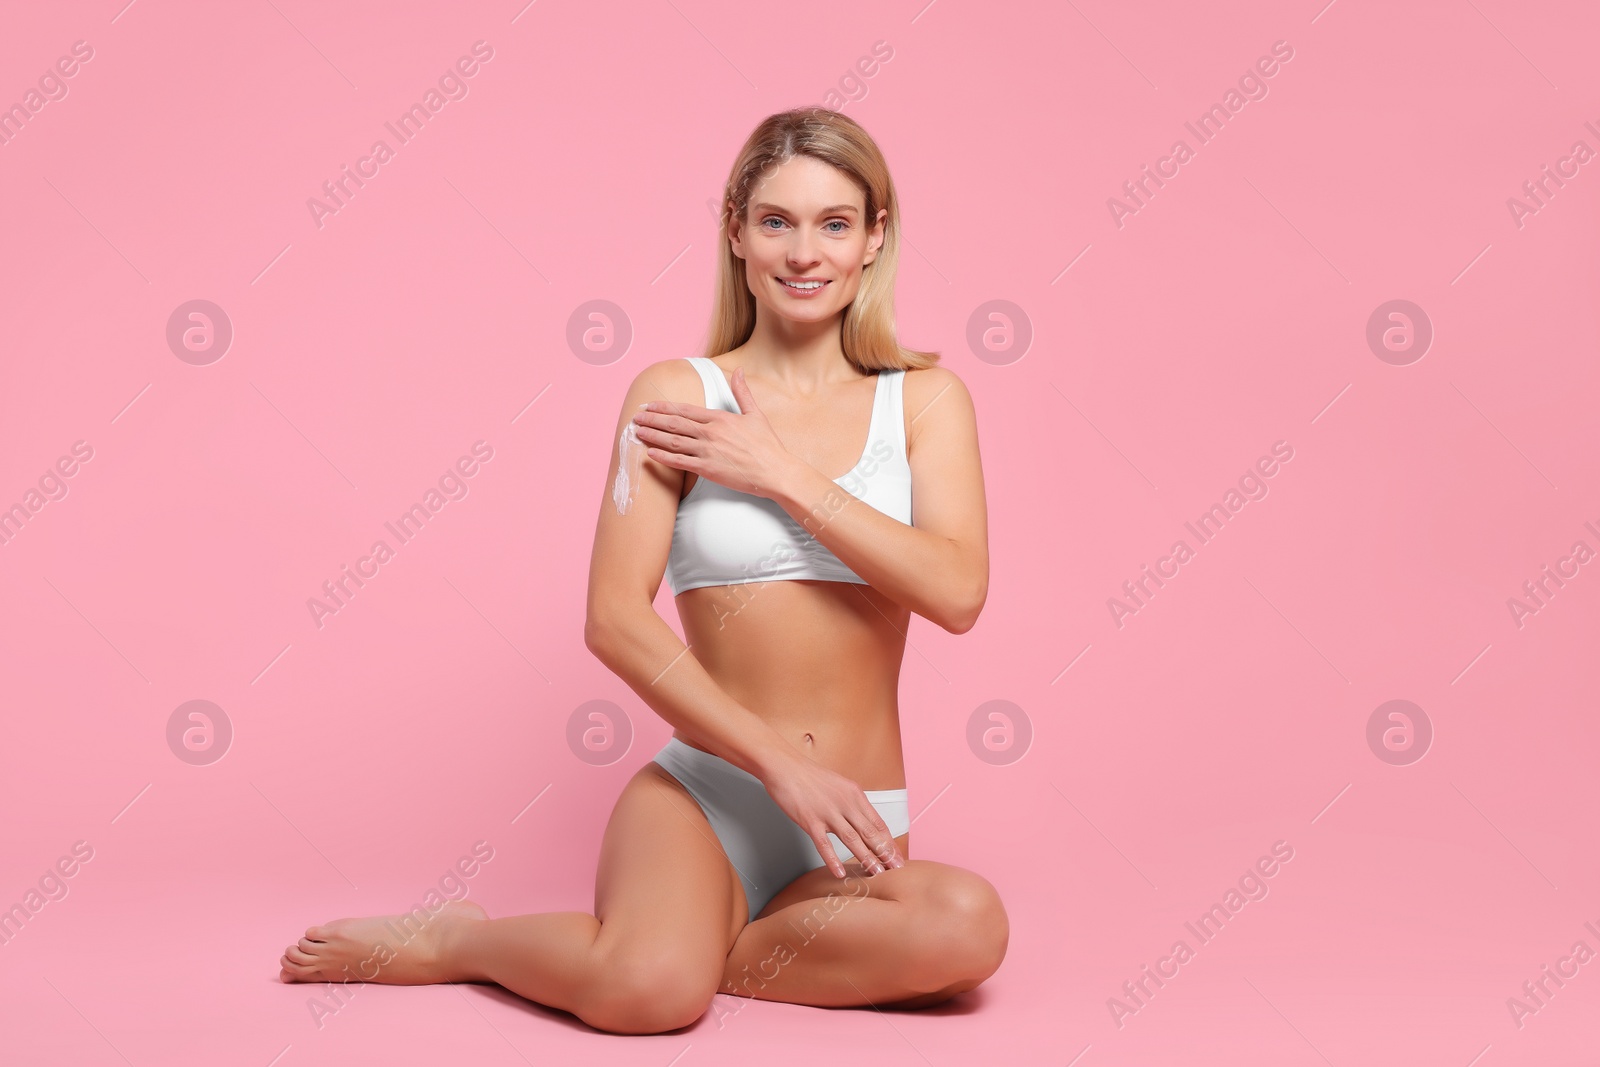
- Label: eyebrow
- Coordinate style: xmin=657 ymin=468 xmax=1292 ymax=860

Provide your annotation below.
xmin=751 ymin=202 xmax=860 ymax=216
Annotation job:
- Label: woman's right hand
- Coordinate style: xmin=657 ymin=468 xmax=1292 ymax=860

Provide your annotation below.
xmin=761 ymin=750 xmax=907 ymax=878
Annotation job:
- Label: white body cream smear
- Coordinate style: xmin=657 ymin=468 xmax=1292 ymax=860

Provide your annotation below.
xmin=612 ymin=422 xmax=647 ymax=514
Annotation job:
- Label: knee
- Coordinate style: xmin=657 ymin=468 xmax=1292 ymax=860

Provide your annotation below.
xmin=581 ymin=945 xmax=718 ymax=1035
xmin=908 ymin=868 xmax=1009 ymax=988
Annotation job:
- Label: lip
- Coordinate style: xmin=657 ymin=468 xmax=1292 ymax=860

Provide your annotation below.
xmin=777 ymin=277 xmax=830 ymax=297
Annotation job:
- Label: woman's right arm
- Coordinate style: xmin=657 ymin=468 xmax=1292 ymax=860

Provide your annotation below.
xmin=582 ymin=360 xmax=795 ymax=782
xmin=582 ymin=361 xmax=905 ymax=877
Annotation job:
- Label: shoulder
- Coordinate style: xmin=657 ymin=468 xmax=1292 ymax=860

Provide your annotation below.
xmin=901 ymin=363 xmax=971 ymax=397
xmin=901 ymin=365 xmax=976 ymax=445
xmin=617 ymin=357 xmax=707 ymax=410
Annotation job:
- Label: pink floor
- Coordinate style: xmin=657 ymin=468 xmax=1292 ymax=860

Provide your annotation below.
xmin=8 ymin=790 xmax=1600 ymax=1064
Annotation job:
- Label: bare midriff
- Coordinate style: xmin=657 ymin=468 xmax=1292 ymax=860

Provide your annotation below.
xmin=672 ymin=578 xmax=909 ymax=792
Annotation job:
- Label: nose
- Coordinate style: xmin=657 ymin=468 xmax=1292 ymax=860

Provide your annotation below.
xmin=785 ymin=228 xmax=822 ymax=268
xmin=786 ymin=237 xmax=821 ymax=270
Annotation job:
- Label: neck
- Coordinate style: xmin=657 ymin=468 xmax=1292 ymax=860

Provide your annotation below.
xmin=740 ymin=311 xmax=862 ymax=391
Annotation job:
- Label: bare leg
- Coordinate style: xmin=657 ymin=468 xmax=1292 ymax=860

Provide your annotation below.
xmin=445 ymin=764 xmax=744 ymax=1032
xmin=719 ymin=843 xmax=1009 ymax=1010
xmin=281 ymin=763 xmax=745 ymax=1035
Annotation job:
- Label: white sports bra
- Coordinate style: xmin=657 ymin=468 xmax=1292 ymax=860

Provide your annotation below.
xmin=665 ymin=357 xmax=913 ymax=595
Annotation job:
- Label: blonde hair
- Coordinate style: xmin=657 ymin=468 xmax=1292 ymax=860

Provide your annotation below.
xmin=702 ymin=107 xmax=940 ymax=374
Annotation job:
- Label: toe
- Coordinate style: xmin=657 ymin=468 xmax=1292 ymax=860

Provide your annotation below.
xmin=447 ymin=900 xmax=490 ymax=921
xmin=281 ymin=952 xmax=321 ymax=978
xmin=286 ymin=945 xmax=318 ymax=966
xmin=296 ymin=937 xmax=322 ymax=955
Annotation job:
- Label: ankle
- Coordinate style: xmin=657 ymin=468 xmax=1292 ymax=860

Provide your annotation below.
xmin=434 ymin=912 xmax=486 ymax=983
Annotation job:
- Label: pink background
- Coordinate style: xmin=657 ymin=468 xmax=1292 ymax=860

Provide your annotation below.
xmin=3 ymin=0 xmax=1598 ymax=1063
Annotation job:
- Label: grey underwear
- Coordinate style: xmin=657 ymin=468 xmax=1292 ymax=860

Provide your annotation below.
xmin=651 ymin=736 xmax=910 ymax=922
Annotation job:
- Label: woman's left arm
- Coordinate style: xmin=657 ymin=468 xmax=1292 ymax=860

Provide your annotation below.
xmin=633 ymin=365 xmax=988 ymax=633
xmin=773 ymin=367 xmax=988 ymax=632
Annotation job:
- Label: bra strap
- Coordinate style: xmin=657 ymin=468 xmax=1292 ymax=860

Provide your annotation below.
xmin=683 ymin=357 xmax=734 ymax=412
xmin=885 ymin=369 xmax=908 ymax=458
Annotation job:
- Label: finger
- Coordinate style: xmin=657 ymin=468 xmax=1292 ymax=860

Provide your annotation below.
xmin=641 ymin=399 xmax=716 ymax=423
xmin=861 ymin=814 xmax=906 ymax=867
xmin=644 ymin=447 xmax=711 ymax=477
xmin=805 ymin=825 xmax=846 ymax=878
xmin=645 ymin=427 xmax=711 ymax=460
xmin=634 ymin=425 xmax=704 ymax=456
xmin=633 ymin=410 xmax=701 ymax=435
xmin=868 ymin=835 xmax=904 ymax=867
xmin=851 ymin=805 xmax=906 ymax=870
xmin=729 ymin=367 xmax=761 ymax=410
xmin=832 ymin=819 xmax=887 ymax=876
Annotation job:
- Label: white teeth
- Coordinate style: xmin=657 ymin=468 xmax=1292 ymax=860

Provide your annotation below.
xmin=782 ymin=279 xmax=823 ymax=289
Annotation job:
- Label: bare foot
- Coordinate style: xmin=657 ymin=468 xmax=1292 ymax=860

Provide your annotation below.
xmin=279 ymin=898 xmax=488 ymax=986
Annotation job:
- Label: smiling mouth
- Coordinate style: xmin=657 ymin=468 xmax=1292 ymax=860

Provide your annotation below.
xmin=778 ymin=278 xmax=829 ymax=291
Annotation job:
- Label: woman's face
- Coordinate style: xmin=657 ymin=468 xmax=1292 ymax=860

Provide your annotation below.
xmin=728 ymin=154 xmax=887 ymax=327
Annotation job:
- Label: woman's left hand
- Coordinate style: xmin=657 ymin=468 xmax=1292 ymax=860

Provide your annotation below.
xmin=631 ymin=367 xmax=800 ymax=500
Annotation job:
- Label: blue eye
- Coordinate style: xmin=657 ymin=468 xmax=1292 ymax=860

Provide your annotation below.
xmin=760 ymin=217 xmax=848 ymax=232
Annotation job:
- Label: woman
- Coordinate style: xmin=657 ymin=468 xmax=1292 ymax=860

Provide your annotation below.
xmin=279 ymin=107 xmax=1007 ymax=1034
